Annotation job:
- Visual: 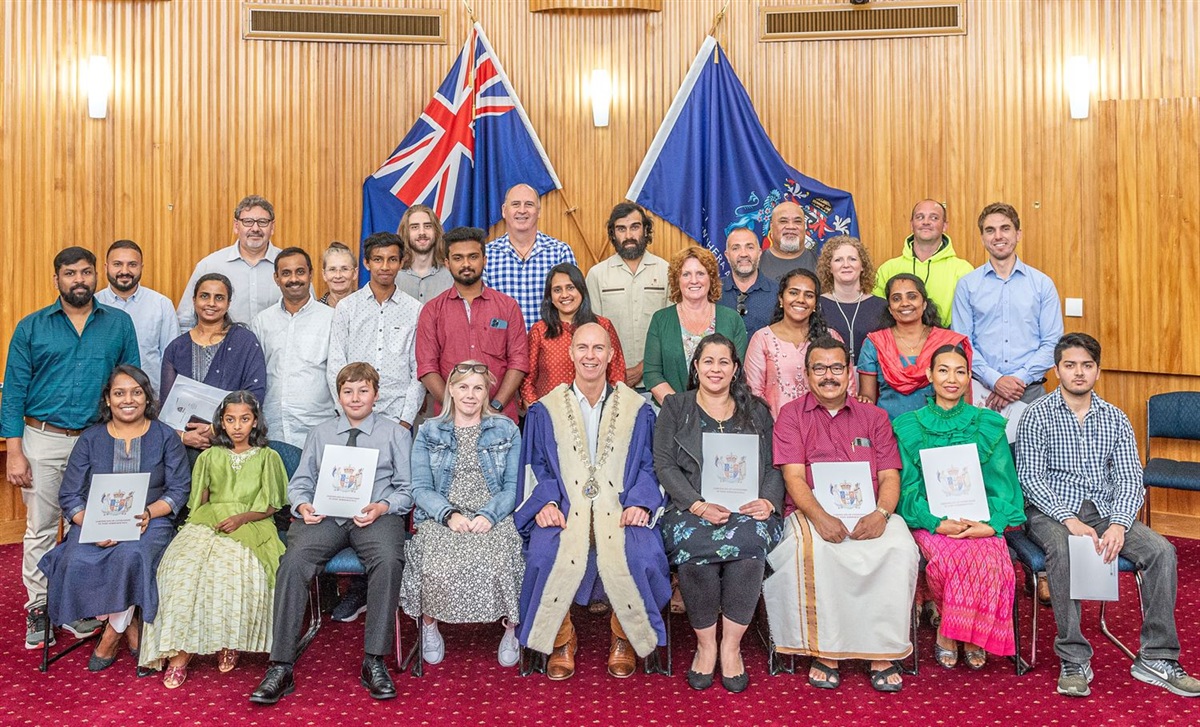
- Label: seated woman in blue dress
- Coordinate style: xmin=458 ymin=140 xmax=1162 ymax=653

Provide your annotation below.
xmin=38 ymin=364 xmax=191 ymax=671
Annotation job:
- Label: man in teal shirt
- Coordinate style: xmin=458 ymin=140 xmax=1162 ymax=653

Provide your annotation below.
xmin=2 ymin=246 xmax=140 ymax=649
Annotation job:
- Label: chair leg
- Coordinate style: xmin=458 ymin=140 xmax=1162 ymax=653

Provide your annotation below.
xmin=901 ymin=600 xmax=919 ymax=676
xmin=753 ymin=596 xmax=795 ymax=676
xmin=38 ymin=595 xmax=102 ymax=674
xmin=1099 ymin=571 xmax=1142 ymax=662
xmin=518 ymin=645 xmax=546 ymax=677
xmin=642 ymin=605 xmax=672 ymax=676
xmin=1009 ymin=582 xmax=1031 ymax=675
xmin=1029 ymin=570 xmax=1039 ymax=669
xmin=402 ymin=617 xmax=424 ymax=677
xmin=295 ymin=577 xmax=323 ymax=660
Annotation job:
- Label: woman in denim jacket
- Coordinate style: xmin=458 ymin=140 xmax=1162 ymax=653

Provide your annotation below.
xmin=400 ymin=361 xmax=525 ymax=668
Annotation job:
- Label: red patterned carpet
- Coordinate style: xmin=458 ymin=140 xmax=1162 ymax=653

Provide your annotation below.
xmin=3 ymin=538 xmax=1199 ymax=727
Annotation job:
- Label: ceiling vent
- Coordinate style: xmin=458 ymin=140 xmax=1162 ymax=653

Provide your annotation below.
xmin=242 ymin=3 xmax=447 ymax=44
xmin=761 ymin=2 xmax=966 ymax=42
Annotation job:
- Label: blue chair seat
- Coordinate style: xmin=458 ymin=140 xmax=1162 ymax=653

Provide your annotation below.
xmin=1005 ymin=529 xmax=1136 ymax=572
xmin=1144 ymin=458 xmax=1200 ymax=491
xmin=326 ymin=547 xmax=365 ymax=574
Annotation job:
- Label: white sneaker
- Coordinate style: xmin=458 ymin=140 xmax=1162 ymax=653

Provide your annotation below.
xmin=421 ymin=622 xmax=444 ymax=665
xmin=498 ymin=619 xmax=520 ymax=667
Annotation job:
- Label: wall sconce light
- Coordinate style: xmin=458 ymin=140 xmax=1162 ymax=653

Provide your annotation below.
xmin=590 ymin=69 xmax=611 ymax=128
xmin=84 ymin=55 xmax=111 ymax=119
xmin=1064 ymin=55 xmax=1091 ymax=120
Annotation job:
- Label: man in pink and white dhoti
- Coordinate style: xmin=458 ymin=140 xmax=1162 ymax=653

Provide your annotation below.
xmin=763 ymin=336 xmax=918 ymax=692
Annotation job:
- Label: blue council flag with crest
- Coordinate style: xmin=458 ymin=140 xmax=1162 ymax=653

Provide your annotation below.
xmin=627 ymin=36 xmax=858 ymax=272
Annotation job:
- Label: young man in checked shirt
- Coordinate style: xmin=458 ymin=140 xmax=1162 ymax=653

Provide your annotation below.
xmin=1016 ymin=332 xmax=1199 ymax=698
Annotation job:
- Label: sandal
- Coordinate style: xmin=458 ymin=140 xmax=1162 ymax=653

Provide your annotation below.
xmin=934 ymin=639 xmax=958 ymax=669
xmin=963 ymin=648 xmax=987 ymax=671
xmin=869 ymin=663 xmax=904 ymax=693
xmin=922 ymin=601 xmax=941 ymax=628
xmin=218 ymin=648 xmax=239 ymax=673
xmin=163 ymin=664 xmax=188 ymax=689
xmin=808 ymin=660 xmax=841 ymax=690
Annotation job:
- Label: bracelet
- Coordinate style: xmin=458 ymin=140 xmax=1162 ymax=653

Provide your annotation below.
xmin=692 ymin=502 xmax=709 ymax=517
xmin=875 ymin=507 xmax=891 ymax=521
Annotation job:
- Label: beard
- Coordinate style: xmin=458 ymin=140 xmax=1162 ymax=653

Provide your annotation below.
xmin=775 ymin=235 xmax=802 ymax=254
xmin=613 ymin=237 xmax=649 ymax=261
xmin=61 ymin=284 xmax=95 ymax=308
xmin=108 ymin=273 xmax=139 ymax=293
xmin=452 ymin=268 xmax=481 ymax=286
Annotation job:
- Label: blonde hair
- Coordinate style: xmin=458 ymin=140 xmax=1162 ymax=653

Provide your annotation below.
xmin=436 ymin=360 xmax=499 ymax=422
xmin=667 ymin=246 xmax=723 ymax=304
xmin=815 ymin=235 xmax=876 ymax=295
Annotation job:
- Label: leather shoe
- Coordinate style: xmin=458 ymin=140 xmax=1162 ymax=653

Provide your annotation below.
xmin=249 ymin=664 xmax=295 ymax=705
xmin=87 ymin=652 xmax=118 ymax=672
xmin=360 ymin=656 xmax=396 ymax=700
xmin=687 ymin=669 xmax=714 ymax=690
xmin=722 ymin=672 xmax=750 ymax=693
xmin=608 ymin=613 xmax=636 ymax=679
xmin=547 ymin=616 xmax=577 ymax=680
xmin=1037 ymin=576 xmax=1052 ymax=607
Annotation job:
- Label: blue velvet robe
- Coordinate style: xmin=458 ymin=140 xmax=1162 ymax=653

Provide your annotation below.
xmin=515 ymin=398 xmax=671 ymax=653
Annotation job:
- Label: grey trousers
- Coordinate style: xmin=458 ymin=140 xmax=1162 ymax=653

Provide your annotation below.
xmin=270 ymin=514 xmax=408 ymax=664
xmin=1026 ymin=501 xmax=1180 ymax=664
xmin=677 ymin=559 xmax=765 ymax=630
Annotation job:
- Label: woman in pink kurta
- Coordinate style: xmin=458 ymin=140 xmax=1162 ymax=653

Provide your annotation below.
xmin=520 ymin=263 xmax=626 ymax=408
xmin=744 ymin=269 xmax=854 ymax=417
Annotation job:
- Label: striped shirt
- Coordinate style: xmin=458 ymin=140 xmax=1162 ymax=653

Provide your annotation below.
xmin=1015 ymin=388 xmax=1144 ymax=528
xmin=483 ymin=231 xmax=576 ymax=331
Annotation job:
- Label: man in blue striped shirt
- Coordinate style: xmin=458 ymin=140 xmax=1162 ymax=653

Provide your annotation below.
xmin=2 ymin=247 xmax=140 ymax=650
xmin=1017 ymin=333 xmax=1199 ymax=698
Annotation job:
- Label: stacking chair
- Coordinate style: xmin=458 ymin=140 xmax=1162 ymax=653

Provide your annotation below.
xmin=1143 ymin=392 xmax=1200 ymax=527
xmin=1005 ymin=529 xmax=1144 ymax=668
xmin=518 ymin=605 xmax=673 ymax=678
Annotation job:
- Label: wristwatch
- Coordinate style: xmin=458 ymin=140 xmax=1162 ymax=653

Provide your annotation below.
xmin=875 ymin=507 xmax=891 ymax=521
xmin=489 ymin=398 xmax=503 ymax=411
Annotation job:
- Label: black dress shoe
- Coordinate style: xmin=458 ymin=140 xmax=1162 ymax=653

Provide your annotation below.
xmin=722 ymin=672 xmax=750 ymax=693
xmin=87 ymin=651 xmax=118 ymax=672
xmin=360 ymin=656 xmax=397 ymax=700
xmin=249 ymin=664 xmax=295 ymax=705
xmin=687 ymin=669 xmax=715 ymax=690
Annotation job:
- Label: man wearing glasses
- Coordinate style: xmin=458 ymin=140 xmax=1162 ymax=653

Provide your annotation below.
xmin=718 ymin=227 xmax=778 ymax=337
xmin=176 ymin=195 xmax=284 ymax=327
xmin=763 ymin=336 xmax=918 ymax=693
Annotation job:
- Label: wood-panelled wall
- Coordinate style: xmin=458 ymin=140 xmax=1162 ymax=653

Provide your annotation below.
xmin=1 ymin=0 xmax=1198 ymax=538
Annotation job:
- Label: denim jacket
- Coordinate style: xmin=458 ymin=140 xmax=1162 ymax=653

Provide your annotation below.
xmin=410 ymin=415 xmax=522 ymax=526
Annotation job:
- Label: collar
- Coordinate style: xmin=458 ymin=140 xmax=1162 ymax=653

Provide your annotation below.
xmin=99 ymin=286 xmax=141 ymax=303
xmin=606 ymin=251 xmax=661 ymax=269
xmin=49 ymin=298 xmax=102 ymax=318
xmin=1049 ymin=387 xmax=1109 ymax=416
xmin=572 ymin=381 xmax=611 ymax=409
xmin=224 ymin=242 xmax=281 ymax=265
xmin=448 ymin=285 xmax=493 ymax=301
xmin=722 ymin=273 xmax=767 ymax=294
xmin=493 ymin=232 xmax=550 ymax=258
xmin=336 ymin=412 xmax=378 ymax=436
xmin=800 ymin=390 xmax=852 ymax=417
xmin=904 ymin=234 xmax=951 ymax=259
xmin=278 ymin=295 xmax=319 ymax=315
xmin=981 ymin=256 xmax=1028 ymax=279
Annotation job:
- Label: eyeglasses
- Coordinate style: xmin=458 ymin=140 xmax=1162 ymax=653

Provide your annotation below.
xmin=809 ymin=363 xmax=848 ymax=375
xmin=736 ymin=290 xmax=749 ymax=317
xmin=237 ymin=217 xmax=274 ymax=228
xmin=452 ymin=363 xmax=490 ymax=375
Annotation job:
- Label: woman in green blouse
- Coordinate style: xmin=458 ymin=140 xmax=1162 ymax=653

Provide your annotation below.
xmin=893 ymin=343 xmax=1025 ymax=670
xmin=643 ymin=246 xmax=748 ymax=404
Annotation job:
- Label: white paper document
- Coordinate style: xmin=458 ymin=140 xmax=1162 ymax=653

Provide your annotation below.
xmin=312 ymin=445 xmax=379 ymax=519
xmin=971 ymin=380 xmax=1030 ymax=443
xmin=920 ymin=443 xmax=992 ymax=522
xmin=810 ymin=461 xmax=877 ymax=528
xmin=160 ymin=376 xmax=229 ymax=430
xmin=1069 ymin=534 xmax=1119 ymax=601
xmin=701 ymin=433 xmax=760 ymax=512
xmin=79 ymin=473 xmax=150 ymax=543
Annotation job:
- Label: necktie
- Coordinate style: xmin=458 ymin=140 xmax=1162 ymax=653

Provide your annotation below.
xmin=346 ymin=428 xmax=361 ymax=447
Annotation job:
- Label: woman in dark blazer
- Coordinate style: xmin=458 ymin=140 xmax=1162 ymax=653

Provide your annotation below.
xmin=653 ymin=333 xmax=783 ymax=694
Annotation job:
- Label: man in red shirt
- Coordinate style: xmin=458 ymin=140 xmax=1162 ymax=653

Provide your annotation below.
xmin=417 ymin=227 xmax=529 ymax=422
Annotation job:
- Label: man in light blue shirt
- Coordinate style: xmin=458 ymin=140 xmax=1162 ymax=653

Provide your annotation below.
xmin=952 ymin=202 xmax=1064 ymax=411
xmin=95 ymin=240 xmax=180 ymax=389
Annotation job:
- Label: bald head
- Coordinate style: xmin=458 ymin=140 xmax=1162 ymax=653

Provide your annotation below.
xmin=769 ymin=201 xmax=806 ymax=254
xmin=570 ymin=322 xmax=613 ymax=385
xmin=502 ymin=184 xmax=541 ymax=236
xmin=910 ymin=199 xmax=948 ymax=247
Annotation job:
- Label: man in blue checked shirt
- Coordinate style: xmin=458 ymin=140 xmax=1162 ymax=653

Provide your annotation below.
xmin=2 ymin=246 xmax=140 ymax=650
xmin=484 ymin=183 xmax=576 ymax=331
xmin=1016 ymin=333 xmax=1199 ymax=699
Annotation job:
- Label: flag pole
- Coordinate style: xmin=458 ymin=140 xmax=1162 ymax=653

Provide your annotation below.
xmin=555 ymin=188 xmax=600 ymax=266
xmin=462 ymin=0 xmax=477 ymax=23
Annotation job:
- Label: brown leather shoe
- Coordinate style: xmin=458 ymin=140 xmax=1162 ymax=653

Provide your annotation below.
xmin=1037 ymin=576 xmax=1052 ymax=607
xmin=608 ymin=613 xmax=636 ymax=678
xmin=547 ymin=615 xmax=577 ymax=681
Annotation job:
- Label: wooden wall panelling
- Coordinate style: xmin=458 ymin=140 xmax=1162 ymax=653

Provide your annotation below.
xmin=3 ymin=0 xmax=1200 ymax=541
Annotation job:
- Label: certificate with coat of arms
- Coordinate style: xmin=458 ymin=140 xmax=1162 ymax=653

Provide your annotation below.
xmin=701 ymin=433 xmax=759 ymax=511
xmin=313 ymin=445 xmax=379 ymax=519
xmin=810 ymin=461 xmax=877 ymax=528
xmin=79 ymin=473 xmax=150 ymax=543
xmin=919 ymin=443 xmax=991 ymax=522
